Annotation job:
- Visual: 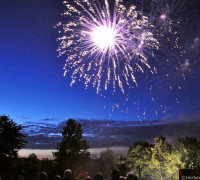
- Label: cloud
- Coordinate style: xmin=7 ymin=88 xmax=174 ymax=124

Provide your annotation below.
xmin=177 ymin=113 xmax=200 ymax=122
xmin=190 ymin=37 xmax=200 ymax=50
xmin=181 ymin=59 xmax=190 ymax=71
xmin=22 ymin=116 xmax=200 ymax=149
xmin=40 ymin=118 xmax=58 ymax=122
xmin=23 ymin=116 xmax=31 ymax=120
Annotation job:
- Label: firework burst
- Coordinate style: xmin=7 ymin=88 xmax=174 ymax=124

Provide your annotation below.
xmin=57 ymin=0 xmax=159 ymax=94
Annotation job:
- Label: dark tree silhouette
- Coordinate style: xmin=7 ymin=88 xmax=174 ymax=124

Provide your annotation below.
xmin=99 ymin=149 xmax=118 ymax=179
xmin=0 ymin=115 xmax=27 ymax=158
xmin=53 ymin=118 xmax=90 ymax=174
xmin=0 ymin=115 xmax=27 ymax=177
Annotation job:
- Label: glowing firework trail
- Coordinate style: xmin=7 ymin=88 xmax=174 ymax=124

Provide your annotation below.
xmin=57 ymin=0 xmax=159 ymax=94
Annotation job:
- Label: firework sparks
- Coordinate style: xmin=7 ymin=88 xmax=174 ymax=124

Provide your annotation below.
xmin=57 ymin=0 xmax=159 ymax=94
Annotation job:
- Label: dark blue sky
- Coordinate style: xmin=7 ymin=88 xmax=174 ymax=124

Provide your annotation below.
xmin=0 ymin=0 xmax=200 ymax=124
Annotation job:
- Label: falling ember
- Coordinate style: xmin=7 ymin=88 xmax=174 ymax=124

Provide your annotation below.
xmin=57 ymin=0 xmax=159 ymax=94
xmin=160 ymin=14 xmax=167 ymax=20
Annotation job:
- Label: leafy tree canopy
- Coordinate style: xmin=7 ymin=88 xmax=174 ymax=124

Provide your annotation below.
xmin=126 ymin=141 xmax=153 ymax=179
xmin=175 ymin=137 xmax=200 ymax=169
xmin=149 ymin=136 xmax=181 ymax=180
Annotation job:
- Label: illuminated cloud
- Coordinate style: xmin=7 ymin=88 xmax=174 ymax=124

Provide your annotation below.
xmin=191 ymin=37 xmax=200 ymax=50
xmin=23 ymin=116 xmax=200 ymax=149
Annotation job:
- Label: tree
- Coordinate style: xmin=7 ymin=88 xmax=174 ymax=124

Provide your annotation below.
xmin=25 ymin=153 xmax=40 ymax=180
xmin=175 ymin=137 xmax=200 ymax=169
xmin=53 ymin=119 xmax=90 ymax=176
xmin=150 ymin=137 xmax=170 ymax=180
xmin=118 ymin=156 xmax=129 ymax=177
xmin=149 ymin=136 xmax=181 ymax=180
xmin=89 ymin=149 xmax=119 ymax=179
xmin=99 ymin=149 xmax=118 ymax=179
xmin=126 ymin=141 xmax=153 ymax=179
xmin=0 ymin=115 xmax=27 ymax=158
xmin=0 ymin=115 xmax=27 ymax=176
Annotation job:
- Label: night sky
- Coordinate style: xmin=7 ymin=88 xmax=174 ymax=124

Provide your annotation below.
xmin=0 ymin=0 xmax=200 ymax=155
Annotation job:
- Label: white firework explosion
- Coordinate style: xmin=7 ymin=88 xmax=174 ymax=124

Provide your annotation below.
xmin=57 ymin=0 xmax=159 ymax=94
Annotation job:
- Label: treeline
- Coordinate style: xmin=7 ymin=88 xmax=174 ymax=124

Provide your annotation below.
xmin=125 ymin=136 xmax=200 ymax=179
xmin=1 ymin=116 xmax=200 ymax=180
